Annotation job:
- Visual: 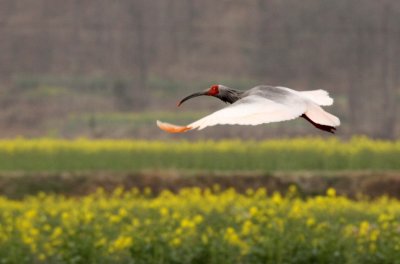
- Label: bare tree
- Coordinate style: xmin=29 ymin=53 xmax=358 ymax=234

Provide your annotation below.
xmin=376 ymin=2 xmax=398 ymax=139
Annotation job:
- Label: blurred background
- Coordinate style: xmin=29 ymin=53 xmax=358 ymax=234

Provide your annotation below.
xmin=0 ymin=0 xmax=399 ymax=140
xmin=0 ymin=3 xmax=399 ymax=262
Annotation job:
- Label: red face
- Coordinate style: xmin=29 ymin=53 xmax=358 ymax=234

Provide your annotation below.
xmin=207 ymin=85 xmax=219 ymax=96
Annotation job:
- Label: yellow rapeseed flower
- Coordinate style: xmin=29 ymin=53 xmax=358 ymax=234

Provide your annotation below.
xmin=160 ymin=207 xmax=169 ymax=217
xmin=118 ymin=208 xmax=128 ymax=217
xmin=224 ymin=227 xmax=241 ymax=246
xmin=326 ymin=188 xmax=336 ymax=197
xmin=359 ymin=221 xmax=370 ymax=237
xmin=249 ymin=207 xmax=258 ymax=217
xmin=180 ymin=218 xmax=195 ymax=229
xmin=84 ymin=212 xmax=94 ymax=223
xmin=193 ymin=215 xmax=204 ymax=224
xmin=109 ymin=214 xmax=122 ymax=224
xmin=241 ymin=220 xmax=253 ymax=236
xmin=170 ymin=237 xmax=182 ymax=247
xmin=109 ymin=236 xmax=133 ymax=252
xmin=38 ymin=253 xmax=46 ymax=261
xmin=0 ymin=180 xmax=398 ymax=261
xmin=24 ymin=209 xmax=37 ymax=219
xmin=224 ymin=227 xmax=250 ymax=255
xmin=51 ymin=227 xmax=63 ymax=239
xmin=306 ymin=217 xmax=316 ymax=227
xmin=201 ymin=234 xmax=209 ymax=245
xmin=369 ymin=229 xmax=379 ymax=242
xmin=272 ymin=192 xmax=283 ymax=205
xmin=95 ymin=238 xmax=107 ymax=248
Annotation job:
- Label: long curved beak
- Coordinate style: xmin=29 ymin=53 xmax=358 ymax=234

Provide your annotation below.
xmin=177 ymin=91 xmax=208 ymax=107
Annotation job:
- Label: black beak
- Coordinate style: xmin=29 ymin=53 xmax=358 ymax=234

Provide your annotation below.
xmin=177 ymin=91 xmax=208 ymax=107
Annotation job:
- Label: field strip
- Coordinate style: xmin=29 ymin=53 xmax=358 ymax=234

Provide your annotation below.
xmin=0 ymin=170 xmax=399 ymax=199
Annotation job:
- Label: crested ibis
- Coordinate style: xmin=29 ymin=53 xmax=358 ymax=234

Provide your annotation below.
xmin=157 ymin=85 xmax=340 ymax=134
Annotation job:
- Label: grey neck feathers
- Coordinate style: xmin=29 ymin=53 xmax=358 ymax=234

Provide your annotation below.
xmin=217 ymin=89 xmax=244 ymax=104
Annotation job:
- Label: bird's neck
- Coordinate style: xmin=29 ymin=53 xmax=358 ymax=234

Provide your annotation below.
xmin=217 ymin=89 xmax=244 ymax=104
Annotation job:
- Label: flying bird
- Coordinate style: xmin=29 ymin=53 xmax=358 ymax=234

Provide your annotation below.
xmin=157 ymin=85 xmax=340 ymax=134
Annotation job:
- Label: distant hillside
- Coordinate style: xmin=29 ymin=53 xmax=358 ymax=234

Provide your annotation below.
xmin=0 ymin=0 xmax=398 ymax=138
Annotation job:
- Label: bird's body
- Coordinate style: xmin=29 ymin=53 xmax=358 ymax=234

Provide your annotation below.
xmin=157 ymin=84 xmax=340 ymax=134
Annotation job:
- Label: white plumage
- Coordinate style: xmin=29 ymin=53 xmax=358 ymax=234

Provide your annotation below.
xmin=189 ymin=95 xmax=306 ymax=130
xmin=157 ymin=85 xmax=340 ymax=133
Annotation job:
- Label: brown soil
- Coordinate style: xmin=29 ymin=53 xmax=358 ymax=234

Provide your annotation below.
xmin=0 ymin=170 xmax=399 ymax=199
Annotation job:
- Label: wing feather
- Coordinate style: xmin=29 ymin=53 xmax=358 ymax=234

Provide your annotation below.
xmin=188 ymin=95 xmax=307 ymax=130
xmin=276 ymin=86 xmax=334 ymax=106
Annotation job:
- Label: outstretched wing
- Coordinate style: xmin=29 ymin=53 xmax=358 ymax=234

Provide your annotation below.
xmin=157 ymin=94 xmax=307 ymax=133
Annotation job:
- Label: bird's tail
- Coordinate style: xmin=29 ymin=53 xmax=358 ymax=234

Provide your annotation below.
xmin=300 ymin=89 xmax=334 ymax=106
xmin=303 ymin=104 xmax=340 ymax=132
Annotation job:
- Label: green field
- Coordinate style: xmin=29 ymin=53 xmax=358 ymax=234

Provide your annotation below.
xmin=0 ymin=137 xmax=398 ymax=172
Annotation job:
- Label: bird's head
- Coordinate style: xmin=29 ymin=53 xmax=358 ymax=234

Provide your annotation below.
xmin=177 ymin=84 xmax=220 ymax=106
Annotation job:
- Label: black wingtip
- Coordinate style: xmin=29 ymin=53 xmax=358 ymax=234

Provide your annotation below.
xmin=301 ymin=114 xmax=338 ymax=134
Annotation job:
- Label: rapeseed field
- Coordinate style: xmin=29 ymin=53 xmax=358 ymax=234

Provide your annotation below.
xmin=0 ymin=187 xmax=399 ymax=263
xmin=0 ymin=137 xmax=398 ymax=171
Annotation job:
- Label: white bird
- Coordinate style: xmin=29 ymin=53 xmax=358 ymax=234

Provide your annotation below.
xmin=157 ymin=84 xmax=340 ymax=133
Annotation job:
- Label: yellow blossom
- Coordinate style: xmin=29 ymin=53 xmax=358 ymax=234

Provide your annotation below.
xmin=241 ymin=220 xmax=254 ymax=236
xmin=272 ymin=192 xmax=283 ymax=205
xmin=25 ymin=209 xmax=37 ymax=219
xmin=109 ymin=214 xmax=122 ymax=224
xmin=109 ymin=236 xmax=133 ymax=252
xmin=224 ymin=227 xmax=249 ymax=255
xmin=306 ymin=217 xmax=316 ymax=227
xmin=160 ymin=207 xmax=169 ymax=217
xmin=180 ymin=218 xmax=195 ymax=229
xmin=118 ymin=208 xmax=128 ymax=217
xmin=170 ymin=237 xmax=181 ymax=247
xmin=51 ymin=227 xmax=63 ymax=239
xmin=84 ymin=212 xmax=94 ymax=223
xmin=201 ymin=234 xmax=208 ymax=244
xmin=95 ymin=238 xmax=107 ymax=248
xmin=249 ymin=207 xmax=258 ymax=217
xmin=38 ymin=253 xmax=46 ymax=261
xmin=326 ymin=188 xmax=336 ymax=197
xmin=370 ymin=229 xmax=379 ymax=242
xmin=359 ymin=221 xmax=370 ymax=237
xmin=194 ymin=215 xmax=204 ymax=224
xmin=224 ymin=227 xmax=241 ymax=246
